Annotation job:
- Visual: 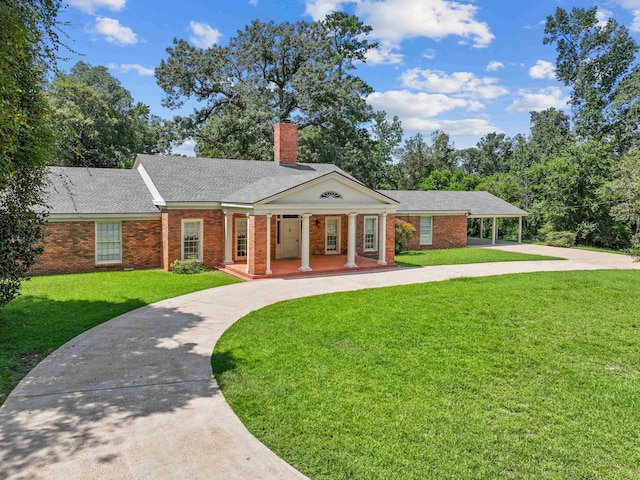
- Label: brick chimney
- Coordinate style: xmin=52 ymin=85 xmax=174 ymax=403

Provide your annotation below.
xmin=274 ymin=123 xmax=298 ymax=165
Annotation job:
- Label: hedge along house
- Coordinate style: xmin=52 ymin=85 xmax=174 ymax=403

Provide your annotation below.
xmin=34 ymin=124 xmax=399 ymax=278
xmin=379 ymin=190 xmax=528 ymax=249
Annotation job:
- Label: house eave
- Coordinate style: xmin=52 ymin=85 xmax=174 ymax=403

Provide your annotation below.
xmin=396 ymin=210 xmax=469 ymax=216
xmin=162 ymin=202 xmax=223 ymax=210
xmin=47 ymin=212 xmax=162 ymax=222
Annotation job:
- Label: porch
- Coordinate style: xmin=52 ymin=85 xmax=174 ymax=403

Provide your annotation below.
xmin=219 ymin=254 xmax=396 ymax=280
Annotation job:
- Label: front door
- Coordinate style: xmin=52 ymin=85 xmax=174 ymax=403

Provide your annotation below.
xmin=325 ymin=216 xmax=341 ymax=254
xmin=281 ymin=218 xmax=300 ymax=258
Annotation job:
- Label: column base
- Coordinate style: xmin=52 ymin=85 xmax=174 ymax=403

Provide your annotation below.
xmin=223 ymin=260 xmax=234 ymax=265
xmin=377 ymin=260 xmax=387 ymax=265
xmin=266 ymin=269 xmax=272 ymax=275
xmin=298 ymin=266 xmax=312 ymax=272
xmin=345 ymin=263 xmax=358 ymax=268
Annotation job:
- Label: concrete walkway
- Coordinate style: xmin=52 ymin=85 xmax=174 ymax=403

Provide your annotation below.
xmin=1 ymin=246 xmax=638 ymax=479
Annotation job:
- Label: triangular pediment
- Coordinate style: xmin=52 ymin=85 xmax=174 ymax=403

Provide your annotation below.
xmin=256 ymin=172 xmax=398 ymax=207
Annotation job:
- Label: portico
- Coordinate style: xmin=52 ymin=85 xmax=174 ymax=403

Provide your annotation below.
xmin=221 ymin=209 xmax=396 ymax=278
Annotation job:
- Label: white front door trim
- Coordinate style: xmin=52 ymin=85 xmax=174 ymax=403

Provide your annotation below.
xmin=325 ymin=216 xmax=341 ymax=254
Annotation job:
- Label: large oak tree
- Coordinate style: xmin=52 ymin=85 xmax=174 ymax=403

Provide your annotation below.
xmin=155 ymin=13 xmax=401 ymax=187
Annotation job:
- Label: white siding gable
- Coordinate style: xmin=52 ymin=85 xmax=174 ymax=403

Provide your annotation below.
xmin=265 ymin=177 xmax=391 ymax=206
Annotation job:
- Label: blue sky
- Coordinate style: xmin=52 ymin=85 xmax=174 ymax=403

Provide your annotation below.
xmin=59 ymin=0 xmax=640 ymax=154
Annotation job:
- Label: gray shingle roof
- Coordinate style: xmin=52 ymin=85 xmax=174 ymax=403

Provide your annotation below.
xmin=136 ymin=154 xmax=355 ymax=204
xmin=45 ymin=167 xmax=159 ymax=215
xmin=379 ymin=190 xmax=528 ymax=216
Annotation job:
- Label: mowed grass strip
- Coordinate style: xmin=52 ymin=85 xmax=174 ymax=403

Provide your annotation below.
xmin=0 ymin=270 xmax=240 ymax=404
xmin=394 ymin=247 xmax=561 ymax=267
xmin=213 ymin=271 xmax=640 ymax=480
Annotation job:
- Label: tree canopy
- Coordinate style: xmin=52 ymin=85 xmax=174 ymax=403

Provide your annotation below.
xmin=544 ymin=7 xmax=639 ymax=143
xmin=48 ymin=61 xmax=168 ymax=168
xmin=155 ymin=13 xmax=403 ymax=187
xmin=0 ymin=0 xmax=62 ymax=306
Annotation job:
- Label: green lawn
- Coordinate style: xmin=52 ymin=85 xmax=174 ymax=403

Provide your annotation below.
xmin=213 ymin=271 xmax=640 ymax=479
xmin=394 ymin=247 xmax=560 ymax=267
xmin=0 ymin=269 xmax=240 ymax=404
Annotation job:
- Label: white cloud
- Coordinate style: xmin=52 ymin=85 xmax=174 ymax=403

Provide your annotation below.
xmin=367 ymin=90 xmax=497 ymax=136
xmin=400 ymin=68 xmax=509 ymax=100
xmin=367 ymin=90 xmax=470 ymax=118
xmin=305 ymin=0 xmax=346 ymax=20
xmin=94 ymin=17 xmax=137 ymax=46
xmin=172 ymin=139 xmax=196 ymax=157
xmin=67 ymin=0 xmax=125 ymax=14
xmin=610 ymin=1 xmax=640 ymax=31
xmin=189 ymin=21 xmax=222 ymax=49
xmin=506 ymin=87 xmax=569 ymax=113
xmin=529 ymin=60 xmax=556 ymax=80
xmin=402 ymin=117 xmax=499 ymax=136
xmin=107 ymin=63 xmax=154 ymax=76
xmin=366 ymin=46 xmax=404 ymax=65
xmin=423 ymin=49 xmax=436 ymax=60
xmin=355 ymin=0 xmax=494 ymax=48
xmin=249 ymin=0 xmax=258 ymax=4
xmin=596 ymin=7 xmax=614 ymax=27
xmin=486 ymin=60 xmax=504 ymax=72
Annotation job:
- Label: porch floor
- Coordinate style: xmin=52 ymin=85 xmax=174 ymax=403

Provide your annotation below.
xmin=219 ymin=254 xmax=397 ymax=280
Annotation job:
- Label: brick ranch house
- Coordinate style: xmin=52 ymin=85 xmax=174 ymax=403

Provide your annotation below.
xmin=32 ymin=124 xmax=527 ymax=278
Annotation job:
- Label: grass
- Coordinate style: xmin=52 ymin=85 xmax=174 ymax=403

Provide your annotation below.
xmin=526 ymin=240 xmax=628 ymax=255
xmin=213 ymin=271 xmax=640 ymax=479
xmin=394 ymin=247 xmax=560 ymax=267
xmin=573 ymin=245 xmax=628 ymax=255
xmin=0 ymin=269 xmax=240 ymax=404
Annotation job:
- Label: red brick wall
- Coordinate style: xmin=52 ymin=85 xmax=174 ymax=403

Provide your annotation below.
xmin=248 ymin=215 xmax=268 ymax=275
xmin=161 ymin=209 xmax=224 ymax=270
xmin=30 ymin=219 xmax=162 ymax=275
xmin=308 ymin=214 xmax=348 ymax=256
xmin=274 ymin=123 xmax=298 ymax=165
xmin=385 ymin=213 xmax=396 ymax=264
xmin=396 ymin=215 xmax=467 ymax=250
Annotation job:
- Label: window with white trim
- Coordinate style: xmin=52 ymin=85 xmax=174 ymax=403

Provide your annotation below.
xmin=95 ymin=221 xmax=122 ymax=264
xmin=236 ymin=217 xmax=247 ymax=258
xmin=420 ymin=216 xmax=433 ymax=245
xmin=182 ymin=219 xmax=203 ymax=261
xmin=363 ymin=216 xmax=378 ymax=251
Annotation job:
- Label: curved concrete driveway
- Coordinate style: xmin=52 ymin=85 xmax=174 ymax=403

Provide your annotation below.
xmin=1 ymin=246 xmax=638 ymax=479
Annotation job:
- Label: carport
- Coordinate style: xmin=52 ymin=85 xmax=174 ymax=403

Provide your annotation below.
xmin=464 ymin=192 xmax=528 ymax=245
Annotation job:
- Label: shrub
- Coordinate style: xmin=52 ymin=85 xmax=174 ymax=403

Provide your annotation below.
xmin=395 ymin=220 xmax=416 ymax=253
xmin=544 ymin=231 xmax=576 ymax=248
xmin=170 ymin=258 xmax=207 ymax=274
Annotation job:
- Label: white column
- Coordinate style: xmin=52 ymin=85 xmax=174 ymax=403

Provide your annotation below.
xmin=223 ymin=211 xmax=233 ymax=264
xmin=345 ymin=212 xmax=358 ymax=268
xmin=492 ymin=216 xmax=497 ymax=245
xmin=378 ymin=212 xmax=387 ymax=265
xmin=299 ymin=213 xmax=312 ymax=272
xmin=480 ymin=218 xmax=484 ymax=239
xmin=266 ymin=214 xmax=272 ymax=274
xmin=245 ymin=214 xmax=251 ymax=274
xmin=518 ymin=216 xmax=523 ymax=244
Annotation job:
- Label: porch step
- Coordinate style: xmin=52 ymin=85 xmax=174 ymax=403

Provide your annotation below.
xmin=216 ymin=261 xmax=399 ymax=281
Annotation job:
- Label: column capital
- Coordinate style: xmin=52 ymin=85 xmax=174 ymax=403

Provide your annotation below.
xmin=381 ymin=212 xmax=388 ymax=217
xmin=348 ymin=212 xmax=358 ymax=218
xmin=266 ymin=213 xmax=273 ymax=219
xmin=301 ymin=213 xmax=312 ymax=218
